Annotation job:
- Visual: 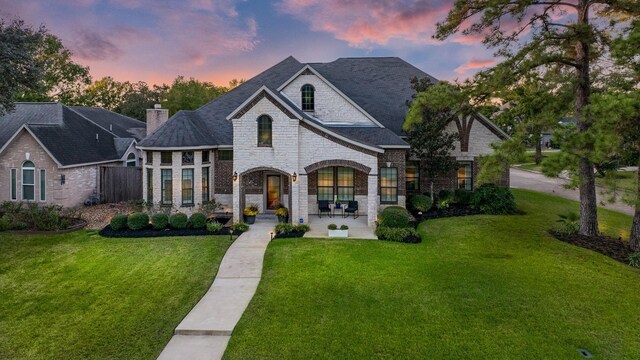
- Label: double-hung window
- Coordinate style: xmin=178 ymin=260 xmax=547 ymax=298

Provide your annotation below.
xmin=22 ymin=161 xmax=35 ymax=201
xmin=317 ymin=167 xmax=334 ymax=201
xmin=457 ymin=162 xmax=473 ymax=191
xmin=406 ymin=161 xmax=420 ymax=192
xmin=202 ymin=167 xmax=210 ymax=203
xmin=161 ymin=169 xmax=172 ymax=205
xmin=380 ymin=167 xmax=398 ymax=203
xmin=316 ymin=167 xmax=355 ymax=202
xmin=147 ymin=168 xmax=153 ymax=204
xmin=182 ymin=169 xmax=194 ymax=206
xmin=39 ymin=169 xmax=46 ymax=201
xmin=10 ymin=169 xmax=17 ymax=200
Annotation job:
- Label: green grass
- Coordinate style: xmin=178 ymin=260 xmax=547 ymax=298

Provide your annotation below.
xmin=595 ymin=170 xmax=638 ymax=194
xmin=224 ymin=189 xmax=639 ymax=359
xmin=0 ymin=231 xmax=233 ymax=359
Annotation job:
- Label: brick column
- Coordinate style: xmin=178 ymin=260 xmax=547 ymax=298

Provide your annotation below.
xmin=367 ymin=174 xmax=378 ymax=227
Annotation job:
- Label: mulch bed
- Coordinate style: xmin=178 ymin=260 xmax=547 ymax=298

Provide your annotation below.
xmin=99 ymin=216 xmax=240 ymax=238
xmin=549 ymin=230 xmax=633 ymax=264
xmin=407 ymin=205 xmax=483 ymax=226
xmin=273 ymin=231 xmax=307 ymax=239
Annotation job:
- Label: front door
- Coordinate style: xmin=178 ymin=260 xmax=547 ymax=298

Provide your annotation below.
xmin=266 ymin=175 xmax=281 ymax=210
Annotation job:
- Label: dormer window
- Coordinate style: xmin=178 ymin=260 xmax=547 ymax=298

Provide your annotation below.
xmin=301 ymin=84 xmax=315 ymax=112
xmin=257 ymin=115 xmax=272 ymax=147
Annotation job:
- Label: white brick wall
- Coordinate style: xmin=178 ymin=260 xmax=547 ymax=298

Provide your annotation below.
xmin=281 ymin=74 xmax=375 ymax=126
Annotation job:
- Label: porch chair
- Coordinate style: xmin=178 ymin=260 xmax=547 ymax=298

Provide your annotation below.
xmin=318 ymin=200 xmax=332 ymax=218
xmin=344 ymin=200 xmax=359 ymax=219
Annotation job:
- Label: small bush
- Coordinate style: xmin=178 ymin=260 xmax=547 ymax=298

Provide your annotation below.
xmin=206 ymin=221 xmax=224 ymax=233
xmin=151 ymin=213 xmax=169 ymax=230
xmin=295 ymin=224 xmax=310 ymax=233
xmin=232 ymin=222 xmax=249 ymax=233
xmin=190 ymin=212 xmax=207 ymax=229
xmin=438 ymin=190 xmax=452 ymax=201
xmin=340 ymin=224 xmax=349 ymax=230
xmin=410 ymin=195 xmax=432 ymax=212
xmin=127 ymin=212 xmax=149 ymax=231
xmin=0 ymin=214 xmax=9 ymax=231
xmin=556 ymin=210 xmax=579 ymax=235
xmin=275 ymin=223 xmax=309 ymax=238
xmin=629 ymin=252 xmax=640 ymax=268
xmin=375 ymin=226 xmax=421 ymax=243
xmin=110 ymin=214 xmax=128 ymax=231
xmin=169 ymin=213 xmax=189 ymax=229
xmin=328 ymin=223 xmax=338 ymax=230
xmin=378 ymin=206 xmax=410 ymax=228
xmin=471 ymin=184 xmax=517 ymax=214
xmin=436 ymin=198 xmax=450 ymax=210
xmin=453 ymin=189 xmax=473 ymax=206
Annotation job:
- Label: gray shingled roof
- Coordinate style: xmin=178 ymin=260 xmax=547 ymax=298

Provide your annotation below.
xmin=70 ymin=106 xmax=146 ymax=141
xmin=139 ymin=56 xmax=439 ymax=148
xmin=0 ymin=103 xmax=141 ymax=166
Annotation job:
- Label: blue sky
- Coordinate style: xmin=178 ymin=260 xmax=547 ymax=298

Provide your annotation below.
xmin=1 ymin=0 xmax=501 ymax=86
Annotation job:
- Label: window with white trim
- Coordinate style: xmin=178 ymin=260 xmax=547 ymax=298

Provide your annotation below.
xmin=22 ymin=161 xmax=35 ymax=201
xmin=182 ymin=169 xmax=194 ymax=206
xmin=161 ymin=169 xmax=172 ymax=205
xmin=457 ymin=162 xmax=473 ymax=191
xmin=126 ymin=153 xmax=136 ymax=167
xmin=10 ymin=169 xmax=17 ymax=200
xmin=380 ymin=167 xmax=398 ymax=203
xmin=40 ymin=169 xmax=46 ymax=201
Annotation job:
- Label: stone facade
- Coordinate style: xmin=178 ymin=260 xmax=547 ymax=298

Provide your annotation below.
xmin=0 ymin=129 xmax=102 ymax=208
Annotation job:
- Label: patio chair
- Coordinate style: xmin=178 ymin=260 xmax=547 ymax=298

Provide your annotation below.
xmin=344 ymin=200 xmax=359 ymax=219
xmin=318 ymin=200 xmax=332 ymax=218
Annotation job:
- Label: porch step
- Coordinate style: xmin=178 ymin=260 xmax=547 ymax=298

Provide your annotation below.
xmin=256 ymin=214 xmax=276 ymax=219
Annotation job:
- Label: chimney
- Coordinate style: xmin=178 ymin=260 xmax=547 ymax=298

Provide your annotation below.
xmin=146 ymin=104 xmax=169 ymax=135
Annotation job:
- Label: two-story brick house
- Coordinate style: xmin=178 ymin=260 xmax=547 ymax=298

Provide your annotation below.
xmin=138 ymin=56 xmax=508 ymax=226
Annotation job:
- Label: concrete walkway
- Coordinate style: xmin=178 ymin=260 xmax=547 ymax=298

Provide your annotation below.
xmin=510 ymin=167 xmax=634 ymax=216
xmin=157 ymin=220 xmax=274 ymax=360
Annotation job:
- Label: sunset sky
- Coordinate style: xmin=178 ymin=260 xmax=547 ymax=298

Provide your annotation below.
xmin=0 ymin=0 xmax=501 ymax=87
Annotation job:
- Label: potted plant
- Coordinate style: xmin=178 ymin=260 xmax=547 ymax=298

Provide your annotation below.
xmin=275 ymin=205 xmax=289 ymax=223
xmin=335 ymin=200 xmax=342 ymax=209
xmin=328 ymin=224 xmax=349 ymax=238
xmin=243 ymin=204 xmax=259 ymax=224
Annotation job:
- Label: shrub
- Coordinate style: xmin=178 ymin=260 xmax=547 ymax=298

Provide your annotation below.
xmin=190 ymin=212 xmax=207 ymax=229
xmin=295 ymin=224 xmax=310 ymax=233
xmin=243 ymin=205 xmax=259 ymax=216
xmin=340 ymin=224 xmax=349 ymax=230
xmin=629 ymin=252 xmax=640 ymax=268
xmin=438 ymin=190 xmax=452 ymax=201
xmin=110 ymin=214 xmax=128 ymax=231
xmin=151 ymin=213 xmax=169 ymax=230
xmin=410 ymin=195 xmax=432 ymax=212
xmin=0 ymin=214 xmax=9 ymax=231
xmin=375 ymin=226 xmax=421 ymax=243
xmin=453 ymin=189 xmax=473 ymax=206
xmin=328 ymin=223 xmax=338 ymax=230
xmin=436 ymin=198 xmax=451 ymax=210
xmin=232 ymin=222 xmax=249 ymax=233
xmin=471 ymin=184 xmax=517 ymax=215
xmin=127 ymin=212 xmax=149 ymax=231
xmin=556 ymin=210 xmax=580 ymax=236
xmin=206 ymin=221 xmax=224 ymax=233
xmin=378 ymin=206 xmax=410 ymax=228
xmin=169 ymin=213 xmax=189 ymax=229
xmin=276 ymin=223 xmax=294 ymax=234
xmin=275 ymin=223 xmax=310 ymax=238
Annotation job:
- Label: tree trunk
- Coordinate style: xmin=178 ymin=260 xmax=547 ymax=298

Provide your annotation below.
xmin=575 ymin=1 xmax=599 ymax=236
xmin=430 ymin=181 xmax=434 ymax=201
xmin=535 ymin=139 xmax=543 ymax=165
xmin=630 ymin=165 xmax=640 ymax=251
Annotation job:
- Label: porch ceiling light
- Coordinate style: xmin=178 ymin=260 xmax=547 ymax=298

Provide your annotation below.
xmin=292 ymin=172 xmax=297 ymax=182
xmin=233 ymin=171 xmax=238 ymax=182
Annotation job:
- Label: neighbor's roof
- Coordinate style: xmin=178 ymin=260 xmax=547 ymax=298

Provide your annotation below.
xmin=70 ymin=106 xmax=146 ymax=141
xmin=139 ymin=56 xmax=442 ymax=149
xmin=0 ymin=103 xmax=141 ymax=167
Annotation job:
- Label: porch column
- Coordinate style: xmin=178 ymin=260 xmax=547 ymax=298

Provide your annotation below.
xmin=297 ymin=174 xmax=308 ymax=224
xmin=291 ymin=174 xmax=300 ymax=224
xmin=232 ymin=174 xmax=240 ymax=223
xmin=367 ymin=174 xmax=378 ymax=227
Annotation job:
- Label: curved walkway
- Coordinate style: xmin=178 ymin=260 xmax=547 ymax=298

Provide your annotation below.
xmin=158 ymin=220 xmax=274 ymax=360
xmin=510 ymin=167 xmax=634 ymax=216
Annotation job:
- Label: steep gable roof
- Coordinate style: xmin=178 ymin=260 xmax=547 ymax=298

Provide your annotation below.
xmin=70 ymin=106 xmax=146 ymax=141
xmin=0 ymin=103 xmax=142 ymax=167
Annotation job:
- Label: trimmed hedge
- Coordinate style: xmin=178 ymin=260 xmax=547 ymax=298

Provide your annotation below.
xmin=410 ymin=195 xmax=432 ymax=212
xmin=169 ymin=213 xmax=189 ymax=229
xmin=274 ymin=223 xmax=310 ymax=238
xmin=471 ymin=183 xmax=517 ymax=214
xmin=127 ymin=212 xmax=149 ymax=231
xmin=378 ymin=206 xmax=410 ymax=228
xmin=190 ymin=212 xmax=207 ymax=229
xmin=110 ymin=214 xmax=128 ymax=231
xmin=151 ymin=213 xmax=169 ymax=230
xmin=453 ymin=189 xmax=473 ymax=206
xmin=232 ymin=222 xmax=250 ymax=233
xmin=375 ymin=226 xmax=421 ymax=243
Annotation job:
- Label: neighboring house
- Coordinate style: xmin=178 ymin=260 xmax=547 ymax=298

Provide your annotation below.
xmin=0 ymin=103 xmax=146 ymax=208
xmin=138 ymin=57 xmax=509 ymax=226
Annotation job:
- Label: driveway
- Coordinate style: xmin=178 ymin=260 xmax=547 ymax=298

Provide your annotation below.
xmin=510 ymin=167 xmax=634 ymax=216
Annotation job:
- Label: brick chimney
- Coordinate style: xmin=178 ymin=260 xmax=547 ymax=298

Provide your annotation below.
xmin=146 ymin=104 xmax=169 ymax=135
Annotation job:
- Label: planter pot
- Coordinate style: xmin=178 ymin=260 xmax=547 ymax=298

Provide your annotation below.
xmin=244 ymin=215 xmax=256 ymax=224
xmin=328 ymin=229 xmax=348 ymax=238
xmin=277 ymin=215 xmax=288 ymax=223
xmin=335 ymin=203 xmax=342 ymax=209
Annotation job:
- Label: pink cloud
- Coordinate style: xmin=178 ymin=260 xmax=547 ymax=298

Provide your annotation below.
xmin=454 ymin=59 xmax=496 ymax=74
xmin=277 ymin=0 xmax=452 ymax=48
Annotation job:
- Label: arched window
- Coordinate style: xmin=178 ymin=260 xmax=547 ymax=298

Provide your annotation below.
xmin=301 ymin=84 xmax=315 ymax=112
xmin=257 ymin=115 xmax=272 ymax=146
xmin=22 ymin=161 xmax=35 ymax=201
xmin=126 ymin=153 xmax=137 ymax=167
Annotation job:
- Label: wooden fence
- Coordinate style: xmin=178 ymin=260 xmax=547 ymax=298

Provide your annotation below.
xmin=100 ymin=166 xmax=142 ymax=203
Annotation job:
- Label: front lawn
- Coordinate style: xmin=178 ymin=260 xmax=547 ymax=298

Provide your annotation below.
xmin=0 ymin=231 xmax=232 ymax=359
xmin=595 ymin=170 xmax=638 ymax=194
xmin=225 ymin=189 xmax=639 ymax=359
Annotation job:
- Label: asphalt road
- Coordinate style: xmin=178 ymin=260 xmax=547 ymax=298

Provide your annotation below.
xmin=510 ymin=167 xmax=634 ymax=216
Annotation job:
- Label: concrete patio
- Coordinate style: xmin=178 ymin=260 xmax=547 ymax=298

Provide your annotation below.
xmin=305 ymin=213 xmax=377 ymax=239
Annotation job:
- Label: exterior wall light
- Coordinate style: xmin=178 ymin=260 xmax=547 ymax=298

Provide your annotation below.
xmin=233 ymin=171 xmax=238 ymax=182
xmin=292 ymin=172 xmax=297 ymax=182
